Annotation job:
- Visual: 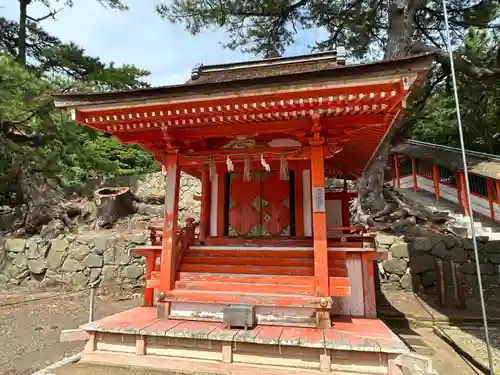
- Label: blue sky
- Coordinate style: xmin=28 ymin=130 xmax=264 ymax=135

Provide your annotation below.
xmin=3 ymin=0 xmax=324 ymax=86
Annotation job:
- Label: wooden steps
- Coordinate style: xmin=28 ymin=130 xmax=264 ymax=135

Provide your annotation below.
xmin=148 ymin=247 xmax=351 ymax=306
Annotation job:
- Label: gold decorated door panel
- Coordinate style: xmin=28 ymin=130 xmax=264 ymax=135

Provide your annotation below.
xmin=227 ymin=171 xmax=291 ymax=236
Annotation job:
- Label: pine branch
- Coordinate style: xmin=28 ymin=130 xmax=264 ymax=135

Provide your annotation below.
xmin=412 ymin=42 xmax=500 ymax=80
xmin=26 ymin=8 xmax=63 ymax=22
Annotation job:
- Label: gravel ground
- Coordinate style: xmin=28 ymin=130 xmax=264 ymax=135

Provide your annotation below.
xmin=439 ymin=327 xmax=500 ymax=374
xmin=0 ymin=287 xmax=141 ymax=375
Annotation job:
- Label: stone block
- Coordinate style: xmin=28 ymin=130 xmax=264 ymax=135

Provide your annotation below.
xmin=480 ymin=263 xmax=496 ymax=275
xmin=69 ymin=245 xmax=91 ymax=261
xmin=448 ymin=247 xmax=468 ymax=263
xmin=411 ymin=237 xmax=433 ymax=253
xmin=390 ymin=242 xmax=410 ymax=258
xmin=102 ymin=265 xmax=118 ymax=282
xmin=61 ymin=258 xmax=84 ymax=272
xmin=420 ymin=270 xmax=437 ymax=287
xmin=12 ymin=254 xmax=28 ymax=270
xmin=93 ymin=236 xmax=114 ymax=255
xmin=28 ymin=259 xmax=48 ymax=274
xmin=2 ymin=263 xmax=23 ymax=279
xmin=376 ymin=233 xmax=398 ymax=247
xmin=82 ymin=253 xmax=103 ymax=268
xmin=487 ymin=254 xmax=500 ymax=264
xmin=477 ymin=236 xmax=490 ymax=244
xmin=443 ymin=234 xmax=458 ymax=249
xmin=90 ymin=268 xmax=102 ymax=282
xmin=50 ymin=238 xmax=69 ymax=252
xmin=399 ymin=274 xmax=413 ymax=290
xmin=484 ymin=241 xmax=500 ymax=253
xmin=410 ymin=255 xmax=435 ymax=274
xmin=122 ymin=264 xmax=143 ymax=279
xmin=70 ymin=272 xmax=89 ymax=290
xmin=462 ymin=238 xmax=484 ymax=251
xmin=40 ymin=219 xmax=66 ymax=239
xmin=47 ymin=247 xmax=66 ymax=270
xmin=467 ymin=250 xmax=486 ymax=263
xmin=430 ymin=242 xmax=448 ymax=260
xmin=5 ymin=239 xmax=26 ymax=253
xmin=461 ymin=262 xmax=476 ymax=274
xmin=383 ymin=259 xmax=408 ymax=276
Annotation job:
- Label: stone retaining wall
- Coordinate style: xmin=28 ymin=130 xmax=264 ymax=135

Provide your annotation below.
xmin=0 ymin=230 xmax=147 ymax=290
xmin=376 ymin=231 xmax=500 ymax=291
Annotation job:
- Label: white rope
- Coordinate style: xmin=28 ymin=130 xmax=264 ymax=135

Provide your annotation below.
xmin=441 ymin=1 xmax=495 ymax=372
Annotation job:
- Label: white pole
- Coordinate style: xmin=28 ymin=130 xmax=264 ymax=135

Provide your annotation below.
xmin=440 ymin=1 xmax=495 ymax=372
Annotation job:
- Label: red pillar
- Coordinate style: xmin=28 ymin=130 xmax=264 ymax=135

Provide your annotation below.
xmin=158 ymin=151 xmax=181 ymax=318
xmin=432 ymin=164 xmax=440 ymax=200
xmin=199 ymin=168 xmax=211 ymax=242
xmin=393 ymin=154 xmax=400 ymax=188
xmin=144 ymin=252 xmax=155 ymax=307
xmin=411 ymin=158 xmax=418 ymax=192
xmin=487 ymin=178 xmax=495 ymax=220
xmin=310 ymin=141 xmax=330 ymax=328
xmin=459 ymin=171 xmax=470 ymax=217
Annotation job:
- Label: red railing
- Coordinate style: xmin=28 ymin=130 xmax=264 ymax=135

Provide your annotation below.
xmin=326 ymin=225 xmax=375 ymax=245
xmin=131 ymin=218 xmax=198 ymax=306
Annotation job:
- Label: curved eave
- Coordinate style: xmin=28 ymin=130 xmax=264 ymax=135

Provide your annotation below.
xmin=53 ymin=53 xmax=435 ymax=109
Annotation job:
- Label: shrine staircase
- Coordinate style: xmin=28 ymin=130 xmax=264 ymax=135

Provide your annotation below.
xmin=149 ymin=245 xmax=351 ymax=309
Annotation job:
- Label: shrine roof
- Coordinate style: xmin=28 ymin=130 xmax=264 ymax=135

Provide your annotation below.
xmin=186 ymin=49 xmax=344 ymax=84
xmin=53 ymin=52 xmax=434 ymax=109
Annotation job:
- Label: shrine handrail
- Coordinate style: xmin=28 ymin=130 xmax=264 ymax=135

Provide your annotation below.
xmin=326 ymin=226 xmax=376 ymax=243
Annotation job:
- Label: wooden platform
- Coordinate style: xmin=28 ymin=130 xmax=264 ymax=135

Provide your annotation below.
xmin=79 ymin=307 xmax=410 ymax=374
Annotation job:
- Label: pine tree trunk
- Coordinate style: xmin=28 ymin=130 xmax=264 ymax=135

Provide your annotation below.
xmin=356 ymin=0 xmax=420 ymax=218
xmin=18 ymin=0 xmax=31 ymax=67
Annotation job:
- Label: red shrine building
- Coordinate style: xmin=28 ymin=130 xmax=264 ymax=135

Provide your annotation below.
xmin=54 ymin=50 xmax=434 ymax=374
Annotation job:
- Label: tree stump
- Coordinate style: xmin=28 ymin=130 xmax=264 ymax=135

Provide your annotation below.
xmin=94 ymin=187 xmax=135 ymax=228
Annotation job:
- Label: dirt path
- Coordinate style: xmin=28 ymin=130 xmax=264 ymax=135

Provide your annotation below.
xmin=0 ymin=289 xmax=140 ymax=375
xmin=394 ymin=327 xmax=483 ymax=375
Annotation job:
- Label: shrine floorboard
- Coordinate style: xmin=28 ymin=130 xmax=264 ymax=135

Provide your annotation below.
xmin=78 ymin=307 xmax=410 ymax=374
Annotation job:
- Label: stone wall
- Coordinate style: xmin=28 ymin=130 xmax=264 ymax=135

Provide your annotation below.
xmin=0 ymin=230 xmax=148 ymax=290
xmin=376 ymin=231 xmax=500 ymax=291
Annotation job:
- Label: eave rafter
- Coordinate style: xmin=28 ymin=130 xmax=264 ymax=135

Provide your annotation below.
xmin=73 ymin=79 xmax=408 ymax=136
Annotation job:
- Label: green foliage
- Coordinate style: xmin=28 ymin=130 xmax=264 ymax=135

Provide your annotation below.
xmin=408 ymin=29 xmax=500 ymax=154
xmin=0 ymin=13 xmax=157 ymax=205
xmin=157 ymin=0 xmax=500 ymax=59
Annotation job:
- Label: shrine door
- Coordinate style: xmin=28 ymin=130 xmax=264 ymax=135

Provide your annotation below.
xmin=227 ymin=171 xmax=292 ymax=236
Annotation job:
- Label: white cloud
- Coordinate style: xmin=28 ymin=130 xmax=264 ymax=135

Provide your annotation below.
xmin=3 ymin=0 xmax=329 ymax=86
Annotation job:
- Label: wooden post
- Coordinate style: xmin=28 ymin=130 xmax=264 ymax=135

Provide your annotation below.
xmin=487 ymin=178 xmax=495 ymax=220
xmin=393 ymin=154 xmax=400 ymax=188
xmin=436 ymin=259 xmax=446 ymax=307
xmin=216 ymin=165 xmax=226 ymax=236
xmin=451 ymin=262 xmax=466 ymax=310
xmin=88 ymin=283 xmax=96 ymax=323
xmin=455 ymin=171 xmax=463 ymax=207
xmin=144 ymin=251 xmax=155 ymax=307
xmin=361 ymin=253 xmax=377 ymax=318
xmin=411 ymin=158 xmax=418 ymax=192
xmin=310 ymin=141 xmax=330 ymax=328
xmin=459 ymin=171 xmax=470 ymax=216
xmin=199 ymin=168 xmax=211 ymax=242
xmin=294 ymin=166 xmax=305 ymax=236
xmin=432 ymin=164 xmax=440 ymax=200
xmin=158 ymin=151 xmax=181 ymax=318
